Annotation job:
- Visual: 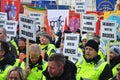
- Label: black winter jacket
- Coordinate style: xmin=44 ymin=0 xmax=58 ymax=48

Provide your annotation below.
xmin=43 ymin=59 xmax=77 ymax=80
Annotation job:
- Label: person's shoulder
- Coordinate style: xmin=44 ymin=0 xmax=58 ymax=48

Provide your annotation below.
xmin=64 ymin=59 xmax=77 ymax=71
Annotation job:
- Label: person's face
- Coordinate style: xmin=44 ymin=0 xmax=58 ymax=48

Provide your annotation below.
xmin=8 ymin=71 xmax=21 ymax=80
xmin=0 ymin=50 xmax=5 ymax=59
xmin=82 ymin=39 xmax=87 ymax=46
xmin=29 ymin=51 xmax=40 ymax=64
xmin=85 ymin=46 xmax=97 ymax=60
xmin=18 ymin=39 xmax=26 ymax=49
xmin=110 ymin=51 xmax=117 ymax=60
xmin=0 ymin=28 xmax=6 ymax=41
xmin=48 ymin=61 xmax=64 ymax=78
xmin=40 ymin=28 xmax=46 ymax=32
xmin=39 ymin=36 xmax=49 ymax=45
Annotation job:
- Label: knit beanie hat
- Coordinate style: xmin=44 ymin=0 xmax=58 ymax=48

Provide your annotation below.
xmin=19 ymin=37 xmax=26 ymax=42
xmin=85 ymin=39 xmax=99 ymax=52
xmin=110 ymin=46 xmax=120 ymax=56
xmin=38 ymin=31 xmax=50 ymax=40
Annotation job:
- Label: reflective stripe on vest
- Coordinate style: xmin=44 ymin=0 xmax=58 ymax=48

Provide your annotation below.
xmin=76 ymin=58 xmax=107 ymax=80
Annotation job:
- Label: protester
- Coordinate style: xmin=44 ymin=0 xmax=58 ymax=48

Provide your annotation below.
xmin=36 ymin=27 xmax=47 ymax=44
xmin=0 ymin=40 xmax=25 ymax=79
xmin=18 ymin=37 xmax=26 ymax=62
xmin=80 ymin=33 xmax=87 ymax=53
xmin=55 ymin=30 xmax=72 ymax=48
xmin=109 ymin=67 xmax=120 ymax=80
xmin=7 ymin=67 xmax=26 ymax=80
xmin=109 ymin=46 xmax=120 ymax=76
xmin=38 ymin=31 xmax=56 ymax=61
xmin=76 ymin=39 xmax=113 ymax=80
xmin=43 ymin=53 xmax=77 ymax=80
xmin=26 ymin=44 xmax=47 ymax=80
xmin=0 ymin=27 xmax=17 ymax=58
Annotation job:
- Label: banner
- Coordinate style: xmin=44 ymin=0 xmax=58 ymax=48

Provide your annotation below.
xmin=69 ymin=10 xmax=80 ymax=32
xmin=1 ymin=0 xmax=21 ymax=20
xmin=0 ymin=12 xmax=7 ymax=20
xmin=86 ymin=11 xmax=103 ymax=36
xmin=0 ymin=20 xmax=6 ymax=28
xmin=5 ymin=20 xmax=17 ymax=37
xmin=96 ymin=0 xmax=115 ymax=12
xmin=82 ymin=14 xmax=97 ymax=33
xmin=19 ymin=16 xmax=36 ymax=41
xmin=104 ymin=11 xmax=120 ymax=41
xmin=100 ymin=20 xmax=117 ymax=41
xmin=23 ymin=5 xmax=46 ymax=28
xmin=47 ymin=10 xmax=69 ymax=34
xmin=75 ymin=0 xmax=86 ymax=13
xmin=63 ymin=33 xmax=79 ymax=56
xmin=32 ymin=0 xmax=56 ymax=8
xmin=29 ymin=12 xmax=43 ymax=32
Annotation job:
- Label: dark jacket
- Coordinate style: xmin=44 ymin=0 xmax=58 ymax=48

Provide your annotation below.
xmin=43 ymin=59 xmax=77 ymax=80
xmin=110 ymin=56 xmax=120 ymax=69
xmin=0 ymin=52 xmax=16 ymax=71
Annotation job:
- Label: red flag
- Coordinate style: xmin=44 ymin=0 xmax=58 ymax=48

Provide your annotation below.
xmin=45 ymin=15 xmax=51 ymax=35
xmin=63 ymin=17 xmax=68 ymax=31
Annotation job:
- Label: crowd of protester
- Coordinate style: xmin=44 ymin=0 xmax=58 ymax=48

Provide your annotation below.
xmin=0 ymin=26 xmax=120 ymax=80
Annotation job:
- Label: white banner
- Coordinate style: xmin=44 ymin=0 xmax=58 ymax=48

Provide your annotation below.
xmin=29 ymin=12 xmax=43 ymax=31
xmin=82 ymin=14 xmax=97 ymax=32
xmin=19 ymin=16 xmax=36 ymax=41
xmin=0 ymin=20 xmax=6 ymax=28
xmin=5 ymin=20 xmax=17 ymax=37
xmin=63 ymin=33 xmax=79 ymax=56
xmin=0 ymin=12 xmax=7 ymax=20
xmin=47 ymin=10 xmax=69 ymax=34
xmin=75 ymin=1 xmax=86 ymax=13
xmin=100 ymin=20 xmax=117 ymax=40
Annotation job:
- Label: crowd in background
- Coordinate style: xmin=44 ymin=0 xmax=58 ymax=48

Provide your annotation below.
xmin=0 ymin=25 xmax=120 ymax=80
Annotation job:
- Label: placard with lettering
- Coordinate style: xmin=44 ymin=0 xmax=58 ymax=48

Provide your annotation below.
xmin=5 ymin=20 xmax=17 ymax=37
xmin=29 ymin=12 xmax=43 ymax=30
xmin=82 ymin=14 xmax=97 ymax=32
xmin=0 ymin=20 xmax=5 ymax=27
xmin=0 ymin=12 xmax=7 ymax=20
xmin=99 ymin=39 xmax=106 ymax=55
xmin=75 ymin=0 xmax=86 ymax=13
xmin=100 ymin=20 xmax=117 ymax=40
xmin=19 ymin=16 xmax=36 ymax=41
xmin=63 ymin=33 xmax=79 ymax=56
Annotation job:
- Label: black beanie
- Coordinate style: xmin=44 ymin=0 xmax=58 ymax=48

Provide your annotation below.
xmin=85 ymin=39 xmax=99 ymax=52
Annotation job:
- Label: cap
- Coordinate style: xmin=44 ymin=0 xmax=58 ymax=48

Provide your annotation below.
xmin=85 ymin=39 xmax=99 ymax=52
xmin=110 ymin=46 xmax=120 ymax=56
xmin=19 ymin=37 xmax=26 ymax=42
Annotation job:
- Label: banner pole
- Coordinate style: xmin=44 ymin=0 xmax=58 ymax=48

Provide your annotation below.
xmin=26 ymin=38 xmax=29 ymax=67
xmin=106 ymin=40 xmax=110 ymax=64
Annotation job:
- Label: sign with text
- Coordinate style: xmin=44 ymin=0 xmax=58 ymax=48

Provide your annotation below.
xmin=75 ymin=1 xmax=86 ymax=13
xmin=99 ymin=39 xmax=106 ymax=55
xmin=82 ymin=14 xmax=97 ymax=32
xmin=63 ymin=33 xmax=79 ymax=56
xmin=96 ymin=0 xmax=115 ymax=12
xmin=5 ymin=20 xmax=17 ymax=37
xmin=19 ymin=16 xmax=36 ymax=41
xmin=100 ymin=20 xmax=117 ymax=40
xmin=0 ymin=12 xmax=7 ymax=20
xmin=47 ymin=10 xmax=69 ymax=34
xmin=0 ymin=20 xmax=6 ymax=27
xmin=29 ymin=12 xmax=43 ymax=32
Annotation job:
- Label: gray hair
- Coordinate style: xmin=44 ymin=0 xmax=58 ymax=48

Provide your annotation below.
xmin=48 ymin=54 xmax=65 ymax=66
